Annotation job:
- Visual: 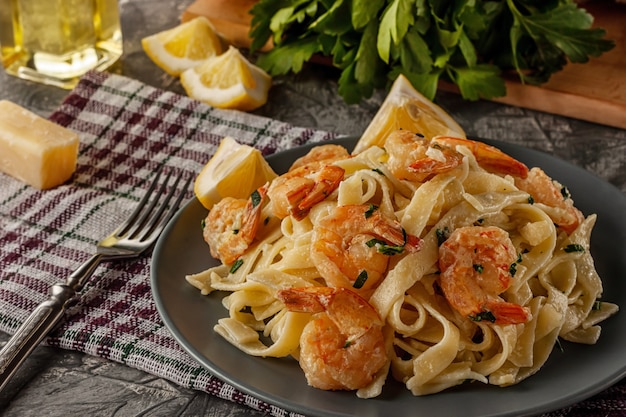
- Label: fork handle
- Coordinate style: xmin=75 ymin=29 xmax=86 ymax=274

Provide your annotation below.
xmin=0 ymin=254 xmax=102 ymax=392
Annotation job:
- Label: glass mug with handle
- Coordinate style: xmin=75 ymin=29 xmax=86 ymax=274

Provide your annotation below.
xmin=0 ymin=0 xmax=122 ymax=89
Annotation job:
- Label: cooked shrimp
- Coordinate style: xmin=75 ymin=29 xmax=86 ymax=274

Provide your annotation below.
xmin=384 ymin=130 xmax=529 ymax=182
xmin=267 ymin=144 xmax=349 ymax=221
xmin=434 ymin=136 xmax=529 ymax=178
xmin=202 ymin=183 xmax=268 ymax=265
xmin=311 ymin=204 xmax=422 ymax=295
xmin=438 ymin=226 xmax=531 ymax=325
xmin=277 ymin=286 xmax=387 ymax=391
xmin=267 ymin=164 xmax=345 ymax=220
xmin=385 ymin=130 xmax=464 ymax=182
xmin=289 ymin=143 xmax=350 ymax=171
xmin=514 ymin=167 xmax=584 ymax=234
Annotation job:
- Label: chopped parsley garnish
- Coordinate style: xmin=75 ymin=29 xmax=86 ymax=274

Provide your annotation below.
xmin=366 ymin=238 xmax=405 ymax=255
xmin=364 ymin=204 xmax=378 ymax=218
xmin=436 ymin=227 xmax=450 ymax=246
xmin=473 ymin=264 xmax=484 ymax=273
xmin=353 ymin=270 xmax=368 ymax=289
xmin=593 ymin=300 xmax=602 ymax=311
xmin=564 ymin=244 xmax=585 ymax=253
xmin=201 ymin=218 xmax=206 ymax=229
xmin=470 ymin=311 xmax=496 ymax=323
xmin=528 ymin=195 xmax=535 ymax=204
xmin=229 ymin=259 xmax=244 ymax=274
xmin=233 ymin=229 xmax=240 ymax=235
xmin=560 ymin=186 xmax=572 ymax=200
xmin=250 ymin=189 xmax=262 ymax=207
xmin=509 ymin=262 xmax=518 ymax=277
xmin=343 ymin=340 xmax=353 ymax=349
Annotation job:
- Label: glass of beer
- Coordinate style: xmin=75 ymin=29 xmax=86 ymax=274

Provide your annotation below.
xmin=0 ymin=0 xmax=123 ymax=89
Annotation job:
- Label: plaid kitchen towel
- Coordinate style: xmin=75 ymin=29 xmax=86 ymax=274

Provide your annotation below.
xmin=0 ymin=70 xmax=336 ymax=417
xmin=0 ymin=70 xmax=623 ymax=417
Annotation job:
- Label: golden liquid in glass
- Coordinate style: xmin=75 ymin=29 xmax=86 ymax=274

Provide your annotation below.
xmin=0 ymin=0 xmax=122 ymax=89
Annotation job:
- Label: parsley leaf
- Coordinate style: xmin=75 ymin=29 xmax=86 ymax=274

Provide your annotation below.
xmin=448 ymin=64 xmax=506 ymax=100
xmin=353 ymin=270 xmax=369 ymax=288
xmin=563 ymin=243 xmax=585 ymax=253
xmin=257 ymin=37 xmax=322 ymax=75
xmin=250 ymin=0 xmax=615 ymax=103
xmin=229 ymin=259 xmax=244 ymax=274
xmin=366 ymin=238 xmax=405 ymax=255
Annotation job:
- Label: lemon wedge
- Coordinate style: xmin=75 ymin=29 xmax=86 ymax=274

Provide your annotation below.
xmin=353 ymin=74 xmax=465 ymax=154
xmin=194 ymin=136 xmax=278 ymax=209
xmin=180 ymin=46 xmax=272 ymax=111
xmin=142 ymin=16 xmax=223 ymax=76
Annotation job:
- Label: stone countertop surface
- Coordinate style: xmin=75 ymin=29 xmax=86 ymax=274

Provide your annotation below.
xmin=0 ymin=0 xmax=624 ymax=416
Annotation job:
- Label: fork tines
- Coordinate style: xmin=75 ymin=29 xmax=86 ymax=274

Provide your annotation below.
xmin=116 ymin=167 xmax=191 ymax=243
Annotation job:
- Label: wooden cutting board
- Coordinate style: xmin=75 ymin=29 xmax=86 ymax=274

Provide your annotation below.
xmin=182 ymin=0 xmax=626 ymax=130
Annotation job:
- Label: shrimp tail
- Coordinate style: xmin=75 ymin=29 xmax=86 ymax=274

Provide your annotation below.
xmin=408 ymin=142 xmax=463 ymax=174
xmin=277 ymin=286 xmax=333 ymax=313
xmin=292 ymin=165 xmax=344 ymax=220
xmin=435 ymin=137 xmax=529 ymax=179
xmin=241 ymin=182 xmax=269 ymax=240
xmin=484 ymin=300 xmax=532 ymax=325
xmin=404 ymin=233 xmax=423 ymax=252
xmin=370 ymin=212 xmax=423 ymax=253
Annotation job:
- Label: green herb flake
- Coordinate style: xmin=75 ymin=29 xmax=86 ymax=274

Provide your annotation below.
xmin=250 ymin=189 xmax=262 ymax=208
xmin=560 ymin=186 xmax=571 ymax=200
xmin=372 ymin=168 xmax=385 ymax=176
xmin=364 ymin=204 xmax=378 ymax=218
xmin=593 ymin=300 xmax=602 ymax=311
xmin=470 ymin=311 xmax=496 ymax=323
xmin=353 ymin=270 xmax=369 ymax=289
xmin=436 ymin=227 xmax=450 ymax=246
xmin=343 ymin=340 xmax=353 ymax=349
xmin=564 ymin=244 xmax=585 ymax=253
xmin=201 ymin=218 xmax=206 ymax=229
xmin=473 ymin=264 xmax=484 ymax=273
xmin=229 ymin=259 xmax=244 ymax=274
xmin=509 ymin=263 xmax=517 ymax=277
xmin=528 ymin=195 xmax=535 ymax=205
xmin=366 ymin=238 xmax=405 ymax=255
xmin=233 ymin=229 xmax=240 ymax=235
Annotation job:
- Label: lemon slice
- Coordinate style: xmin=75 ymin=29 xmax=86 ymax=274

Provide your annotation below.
xmin=142 ymin=16 xmax=223 ymax=76
xmin=353 ymin=74 xmax=465 ymax=154
xmin=194 ymin=136 xmax=278 ymax=209
xmin=180 ymin=46 xmax=272 ymax=111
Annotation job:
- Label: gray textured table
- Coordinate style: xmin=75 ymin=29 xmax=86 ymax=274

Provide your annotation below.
xmin=1 ymin=0 xmax=624 ymax=416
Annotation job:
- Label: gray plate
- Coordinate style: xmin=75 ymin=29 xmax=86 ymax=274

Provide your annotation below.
xmin=151 ymin=137 xmax=626 ymax=417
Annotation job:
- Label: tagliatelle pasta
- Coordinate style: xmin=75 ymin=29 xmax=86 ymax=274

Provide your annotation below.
xmin=186 ymin=132 xmax=618 ymax=398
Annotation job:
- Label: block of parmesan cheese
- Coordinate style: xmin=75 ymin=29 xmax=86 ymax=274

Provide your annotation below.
xmin=0 ymin=100 xmax=79 ymax=189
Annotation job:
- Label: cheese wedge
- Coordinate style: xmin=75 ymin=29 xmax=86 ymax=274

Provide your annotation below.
xmin=0 ymin=100 xmax=79 ymax=189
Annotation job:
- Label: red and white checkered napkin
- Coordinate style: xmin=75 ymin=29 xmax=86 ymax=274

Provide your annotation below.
xmin=0 ymin=70 xmax=336 ymax=416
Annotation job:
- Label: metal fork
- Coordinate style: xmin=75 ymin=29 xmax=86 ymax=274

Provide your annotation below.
xmin=0 ymin=168 xmax=191 ymax=392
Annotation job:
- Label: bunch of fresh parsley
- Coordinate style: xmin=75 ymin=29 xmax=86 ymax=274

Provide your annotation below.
xmin=249 ymin=0 xmax=614 ymax=103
